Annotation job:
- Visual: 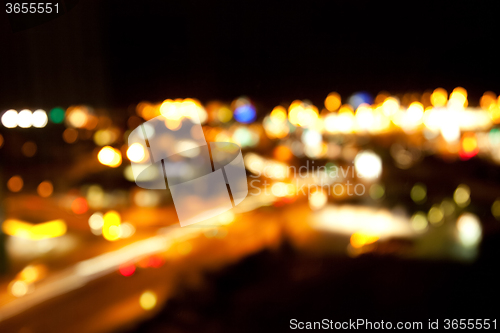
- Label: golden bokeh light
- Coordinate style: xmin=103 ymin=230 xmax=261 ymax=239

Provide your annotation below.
xmin=324 ymin=92 xmax=341 ymax=111
xmin=66 ymin=107 xmax=88 ymax=128
xmin=2 ymin=219 xmax=66 ymax=240
xmin=454 ymin=184 xmax=470 ymax=207
xmin=37 ymin=181 xmax=54 ymax=198
xmin=350 ymin=231 xmax=379 ymax=248
xmin=480 ymin=91 xmax=496 ymax=110
xmin=382 ymin=97 xmax=399 ymax=116
xmin=139 ymin=291 xmax=157 ymax=310
xmin=7 ymin=175 xmax=23 ymax=192
xmin=430 ymin=88 xmax=447 ymax=107
xmin=270 ymin=106 xmax=287 ymax=124
xmin=98 ymin=146 xmax=122 ymax=167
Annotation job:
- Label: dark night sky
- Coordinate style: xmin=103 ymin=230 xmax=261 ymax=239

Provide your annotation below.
xmin=1 ymin=0 xmax=500 ymax=111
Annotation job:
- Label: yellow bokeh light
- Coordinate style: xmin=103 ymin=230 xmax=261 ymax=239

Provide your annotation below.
xmin=480 ymin=91 xmax=496 ymax=110
xmin=324 ymin=92 xmax=341 ymax=111
xmin=127 ymin=143 xmax=146 ymax=163
xmin=355 ymin=104 xmax=375 ymax=131
xmin=350 ymin=231 xmax=379 ymax=248
xmin=270 ymin=106 xmax=287 ymax=124
xmin=410 ymin=183 xmax=426 ymax=203
xmin=491 ymin=199 xmax=500 ymax=220
xmin=18 ymin=265 xmax=46 ymax=283
xmin=309 ymin=190 xmax=327 ymax=210
xmin=488 ymin=104 xmax=500 ymax=123
xmin=454 ymin=184 xmax=470 ymax=207
xmin=428 ymin=205 xmax=444 ymax=225
xmin=382 ymin=97 xmax=399 ymax=116
xmin=403 ymin=102 xmax=424 ymax=130
xmin=103 ymin=211 xmax=121 ymax=241
xmin=335 ymin=105 xmax=355 ymax=133
xmin=98 ymin=146 xmax=122 ymax=168
xmin=2 ymin=219 xmax=66 ymax=240
xmin=10 ymin=280 xmax=29 ymax=297
xmin=449 ymin=87 xmax=468 ymax=107
xmin=462 ymin=134 xmax=477 ymax=153
xmin=297 ymin=106 xmax=319 ymax=128
xmin=411 ymin=212 xmax=428 ymax=232
xmin=217 ymin=106 xmax=233 ymax=123
xmin=139 ymin=291 xmax=157 ymax=310
xmin=165 ymin=118 xmax=182 ymax=131
xmin=430 ymin=88 xmax=447 ymax=107
xmin=20 ymin=266 xmax=38 ymax=283
xmin=94 ymin=129 xmax=118 ymax=146
xmin=137 ymin=102 xmax=161 ymax=120
xmin=288 ymin=100 xmax=303 ymax=125
xmin=160 ymin=99 xmax=181 ymax=120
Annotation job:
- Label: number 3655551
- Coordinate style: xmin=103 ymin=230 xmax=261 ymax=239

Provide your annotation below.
xmin=6 ymin=3 xmax=59 ymax=14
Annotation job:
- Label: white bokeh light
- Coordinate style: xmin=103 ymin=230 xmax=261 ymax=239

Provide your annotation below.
xmin=354 ymin=150 xmax=382 ymax=179
xmin=17 ymin=110 xmax=33 ymax=128
xmin=1 ymin=110 xmax=18 ymax=128
xmin=32 ymin=110 xmax=48 ymax=128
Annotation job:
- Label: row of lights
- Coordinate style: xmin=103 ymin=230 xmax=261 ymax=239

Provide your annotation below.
xmin=1 ymin=109 xmax=48 ymax=128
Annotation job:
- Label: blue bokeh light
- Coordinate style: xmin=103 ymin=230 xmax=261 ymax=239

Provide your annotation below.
xmin=348 ymin=92 xmax=373 ymax=109
xmin=234 ymin=104 xmax=257 ymax=123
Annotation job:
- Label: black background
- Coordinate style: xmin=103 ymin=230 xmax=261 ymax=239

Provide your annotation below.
xmin=1 ymin=0 xmax=500 ymax=111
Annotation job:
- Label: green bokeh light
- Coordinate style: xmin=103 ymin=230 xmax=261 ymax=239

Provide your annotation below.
xmin=49 ymin=107 xmax=65 ymax=124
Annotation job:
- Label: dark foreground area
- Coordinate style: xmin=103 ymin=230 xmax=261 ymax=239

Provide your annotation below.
xmin=126 ymin=234 xmax=500 ymax=333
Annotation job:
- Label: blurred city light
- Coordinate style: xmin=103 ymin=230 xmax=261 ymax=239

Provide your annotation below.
xmin=49 ymin=107 xmax=65 ymax=123
xmin=139 ymin=291 xmax=157 ymax=310
xmin=354 ymin=150 xmax=382 ymax=179
xmin=98 ymin=146 xmax=122 ymax=167
xmin=2 ymin=219 xmax=67 ymax=240
xmin=17 ymin=110 xmax=33 ymax=128
xmin=324 ymin=92 xmax=341 ymax=111
xmin=32 ymin=110 xmax=48 ymax=128
xmin=456 ymin=213 xmax=482 ymax=247
xmin=454 ymin=184 xmax=471 ymax=207
xmin=7 ymin=175 xmax=23 ymax=192
xmin=350 ymin=231 xmax=379 ymax=248
xmin=2 ymin=109 xmax=18 ymax=128
xmin=37 ymin=181 xmax=54 ymax=198
xmin=127 ymin=142 xmax=146 ymax=162
xmin=411 ymin=183 xmax=427 ymax=204
xmin=103 ymin=211 xmax=121 ymax=241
